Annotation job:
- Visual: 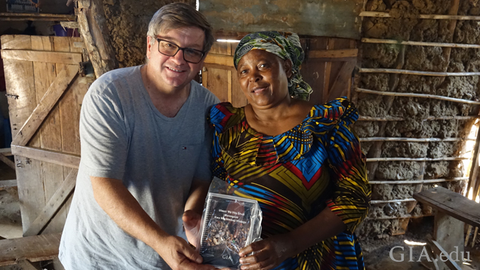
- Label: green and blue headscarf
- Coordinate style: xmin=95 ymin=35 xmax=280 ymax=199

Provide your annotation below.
xmin=233 ymin=31 xmax=313 ymax=101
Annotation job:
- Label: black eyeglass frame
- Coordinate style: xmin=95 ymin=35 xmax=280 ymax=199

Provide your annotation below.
xmin=155 ymin=38 xmax=205 ymax=64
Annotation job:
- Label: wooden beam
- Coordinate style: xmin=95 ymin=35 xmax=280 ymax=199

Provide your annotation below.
xmin=24 ymin=169 xmax=77 ymax=236
xmin=426 ymin=238 xmax=463 ymax=270
xmin=0 ymin=13 xmax=75 ymax=22
xmin=356 ymin=87 xmax=480 ymax=105
xmin=360 ymin=11 xmax=480 ymax=20
xmin=360 ymin=137 xmax=474 ymax=142
xmin=327 ymin=61 xmax=356 ymax=101
xmin=359 ymin=68 xmax=480 ymax=76
xmin=0 ymin=233 xmax=61 ymax=267
xmin=11 ymin=65 xmax=78 ymax=146
xmin=369 ymin=178 xmax=468 ymax=185
xmin=1 ymin=50 xmax=82 ymax=65
xmin=77 ymin=0 xmax=117 ymax=77
xmin=204 ymin=54 xmax=234 ymax=67
xmin=434 ymin=211 xmax=464 ymax=270
xmin=307 ymin=49 xmax=358 ymax=60
xmin=371 ymin=198 xmax=416 ymax=204
xmin=0 ymin=180 xmax=17 ymax=190
xmin=361 ymin=38 xmax=480 ymax=49
xmin=202 ymin=67 xmax=208 ymax=87
xmin=367 ymin=157 xmax=469 ymax=162
xmin=16 ymin=259 xmax=39 ymax=270
xmin=10 ymin=145 xmax=80 ymax=169
xmin=60 ymin=21 xmax=79 ymax=29
xmin=358 ymin=115 xmax=479 ymax=121
xmin=323 ymin=39 xmax=334 ymax=103
xmin=0 ymin=148 xmax=12 ymax=155
xmin=466 ymin=113 xmax=480 ymax=200
xmin=414 ymin=187 xmax=480 ymax=227
xmin=0 ymin=154 xmax=15 ymax=170
xmin=227 ymin=70 xmax=232 ymax=103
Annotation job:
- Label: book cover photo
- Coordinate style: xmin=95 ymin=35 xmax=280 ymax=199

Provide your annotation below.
xmin=199 ymin=193 xmax=262 ymax=269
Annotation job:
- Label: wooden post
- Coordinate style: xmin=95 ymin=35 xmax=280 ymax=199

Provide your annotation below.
xmin=414 ymin=187 xmax=479 ymax=269
xmin=76 ymin=0 xmax=117 ymax=78
xmin=434 ymin=212 xmax=464 ymax=270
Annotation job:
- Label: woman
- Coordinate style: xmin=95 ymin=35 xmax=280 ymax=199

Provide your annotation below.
xmin=207 ymin=31 xmax=370 ymax=270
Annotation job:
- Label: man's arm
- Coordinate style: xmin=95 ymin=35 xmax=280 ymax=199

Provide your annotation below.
xmin=91 ymin=176 xmax=215 ymax=270
xmin=184 ymin=178 xmax=210 ymax=214
xmin=182 ymin=178 xmax=211 ymax=247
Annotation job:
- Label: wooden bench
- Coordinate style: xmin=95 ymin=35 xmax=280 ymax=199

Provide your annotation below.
xmin=414 ymin=186 xmax=480 ymax=270
xmin=0 ymin=233 xmax=61 ymax=269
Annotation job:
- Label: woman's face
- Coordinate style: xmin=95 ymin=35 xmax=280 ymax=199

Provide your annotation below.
xmin=236 ymin=49 xmax=292 ymax=108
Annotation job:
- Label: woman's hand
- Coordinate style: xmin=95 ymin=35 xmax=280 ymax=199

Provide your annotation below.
xmin=238 ymin=234 xmax=293 ymax=270
xmin=183 ymin=209 xmax=202 ymax=248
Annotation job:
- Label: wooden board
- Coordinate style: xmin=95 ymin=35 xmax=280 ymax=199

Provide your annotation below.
xmin=2 ymin=36 xmax=46 ymax=233
xmin=413 ymin=186 xmax=480 ymax=227
xmin=0 ymin=148 xmax=12 ymax=155
xmin=0 ymin=180 xmax=17 ymax=190
xmin=427 ymin=238 xmax=462 ymax=270
xmin=10 ymin=145 xmax=80 ymax=168
xmin=433 ymin=211 xmax=464 ymax=269
xmin=205 ymin=67 xmax=230 ymax=103
xmin=204 ymin=54 xmax=234 ymax=67
xmin=11 ymin=65 xmax=78 ymax=146
xmin=0 ymin=154 xmax=15 ymax=169
xmin=2 ymin=35 xmax=87 ymax=236
xmin=46 ymin=36 xmax=77 ymax=234
xmin=0 ymin=233 xmax=61 ymax=266
xmin=1 ymin=50 xmax=82 ymax=64
xmin=231 ymin=67 xmax=247 ymax=107
xmin=24 ymin=169 xmax=77 ymax=236
xmin=31 ymin=36 xmax=65 ymax=236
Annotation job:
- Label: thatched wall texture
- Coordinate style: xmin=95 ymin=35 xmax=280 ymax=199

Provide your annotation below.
xmin=355 ymin=0 xmax=480 ymax=239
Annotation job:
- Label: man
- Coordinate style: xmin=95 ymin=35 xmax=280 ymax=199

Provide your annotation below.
xmin=59 ymin=3 xmax=220 ymax=269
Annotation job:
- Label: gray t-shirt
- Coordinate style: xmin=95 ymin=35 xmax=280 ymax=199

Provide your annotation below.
xmin=59 ymin=66 xmax=219 ymax=269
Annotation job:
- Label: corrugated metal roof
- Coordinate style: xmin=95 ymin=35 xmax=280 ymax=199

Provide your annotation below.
xmin=198 ymin=0 xmax=362 ymax=39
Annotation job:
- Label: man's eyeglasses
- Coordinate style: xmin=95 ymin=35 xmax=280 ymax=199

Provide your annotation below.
xmin=155 ymin=38 xmax=205 ymax=64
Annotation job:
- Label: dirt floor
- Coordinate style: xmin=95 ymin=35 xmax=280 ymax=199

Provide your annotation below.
xmin=362 ymin=217 xmax=480 ymax=270
xmin=0 ymin=159 xmax=23 ymax=270
xmin=0 ymin=160 xmax=21 ymax=240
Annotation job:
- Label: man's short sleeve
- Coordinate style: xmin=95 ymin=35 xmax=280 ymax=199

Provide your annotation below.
xmin=79 ymin=80 xmax=129 ymax=180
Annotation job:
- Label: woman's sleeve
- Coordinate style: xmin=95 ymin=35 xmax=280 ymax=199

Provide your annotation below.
xmin=208 ymin=103 xmax=230 ymax=181
xmin=325 ymin=101 xmax=371 ymax=234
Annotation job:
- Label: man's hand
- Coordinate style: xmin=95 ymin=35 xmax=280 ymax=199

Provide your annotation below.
xmin=90 ymin=177 xmax=216 ymax=269
xmin=182 ymin=210 xmax=202 ymax=248
xmin=157 ymin=235 xmax=216 ymax=270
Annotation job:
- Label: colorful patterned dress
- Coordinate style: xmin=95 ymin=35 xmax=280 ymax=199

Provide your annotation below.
xmin=208 ymin=97 xmax=371 ymax=270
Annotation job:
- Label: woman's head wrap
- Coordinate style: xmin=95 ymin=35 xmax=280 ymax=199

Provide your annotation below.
xmin=233 ymin=31 xmax=313 ymax=101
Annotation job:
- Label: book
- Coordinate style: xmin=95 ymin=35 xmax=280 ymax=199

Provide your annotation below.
xmin=199 ymin=193 xmax=262 ymax=269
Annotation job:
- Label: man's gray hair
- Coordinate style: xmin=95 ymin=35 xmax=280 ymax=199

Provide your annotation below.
xmin=147 ymin=2 xmax=214 ymax=54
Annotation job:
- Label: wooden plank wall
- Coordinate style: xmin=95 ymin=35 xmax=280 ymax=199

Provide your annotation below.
xmin=2 ymin=35 xmax=88 ymax=234
xmin=203 ymin=35 xmax=358 ymax=107
xmin=302 ymin=37 xmax=358 ymax=104
xmin=203 ymin=42 xmax=246 ymax=107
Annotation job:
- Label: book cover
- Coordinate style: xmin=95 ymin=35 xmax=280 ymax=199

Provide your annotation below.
xmin=199 ymin=193 xmax=262 ymax=269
